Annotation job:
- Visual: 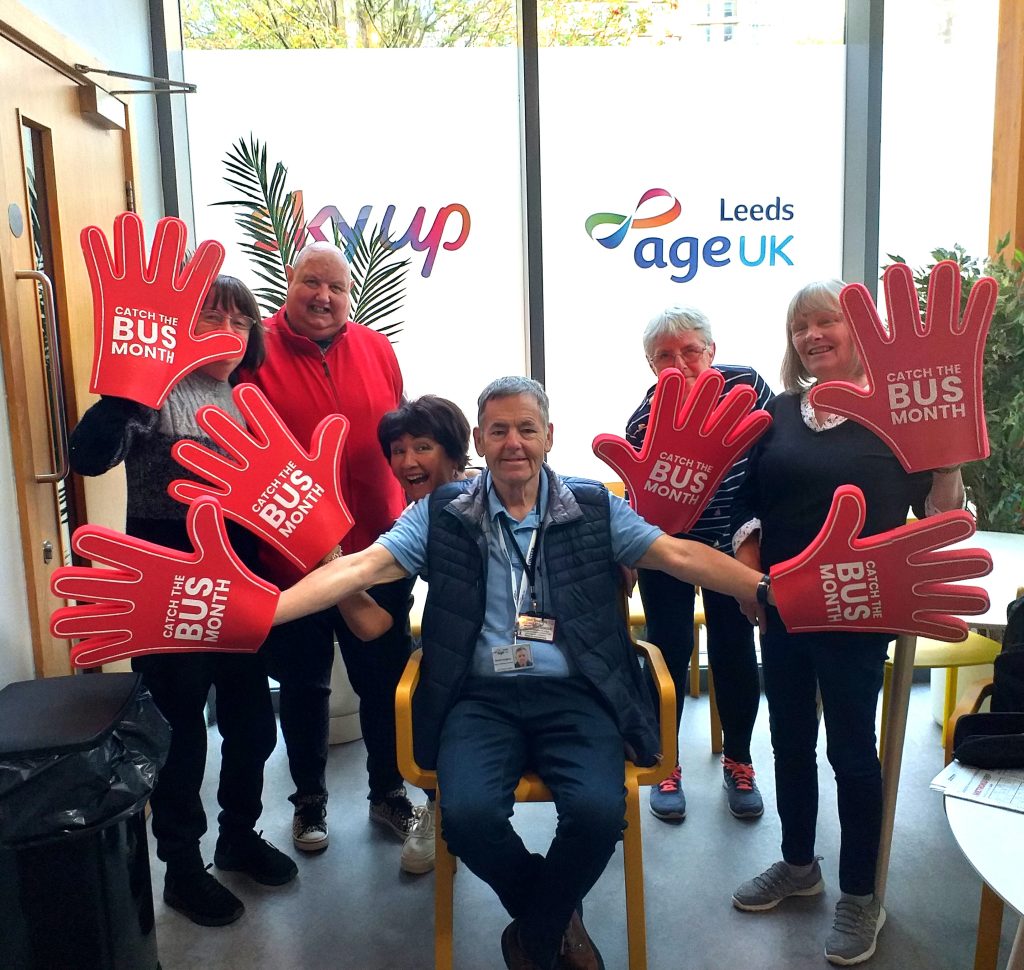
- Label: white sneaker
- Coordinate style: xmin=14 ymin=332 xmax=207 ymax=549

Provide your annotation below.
xmin=400 ymin=801 xmax=435 ymax=874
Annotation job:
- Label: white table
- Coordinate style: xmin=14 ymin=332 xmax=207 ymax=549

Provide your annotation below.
xmin=945 ymin=795 xmax=1024 ymax=969
xmin=876 ymin=530 xmax=1024 ymax=901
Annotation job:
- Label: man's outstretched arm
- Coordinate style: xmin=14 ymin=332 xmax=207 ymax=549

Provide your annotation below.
xmin=274 ymin=543 xmax=409 ymax=626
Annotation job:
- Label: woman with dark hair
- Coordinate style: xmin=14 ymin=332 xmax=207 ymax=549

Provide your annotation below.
xmin=377 ymin=394 xmax=472 ymax=499
xmin=329 ymin=394 xmax=474 ymax=876
xmin=68 ymin=275 xmax=295 ymax=928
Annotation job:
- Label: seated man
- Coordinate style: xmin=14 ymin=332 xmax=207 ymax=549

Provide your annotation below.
xmin=277 ymin=376 xmax=770 ymax=970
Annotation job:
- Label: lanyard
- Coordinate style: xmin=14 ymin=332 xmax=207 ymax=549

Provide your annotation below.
xmin=498 ymin=515 xmax=542 ymax=612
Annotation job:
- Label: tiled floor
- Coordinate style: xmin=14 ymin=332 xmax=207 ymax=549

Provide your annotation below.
xmin=148 ymin=682 xmax=1019 ymax=969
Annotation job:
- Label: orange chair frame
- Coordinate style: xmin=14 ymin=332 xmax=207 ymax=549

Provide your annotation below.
xmin=395 ymin=641 xmax=676 ymax=970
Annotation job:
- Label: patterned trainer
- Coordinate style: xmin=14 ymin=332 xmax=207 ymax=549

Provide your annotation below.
xmin=722 ymin=757 xmax=764 ymax=819
xmin=649 ymin=764 xmax=686 ymax=822
xmin=292 ymin=798 xmax=329 ymax=853
xmin=825 ymin=896 xmax=886 ymax=965
xmin=369 ymin=786 xmax=417 ymax=840
xmin=732 ymin=858 xmax=825 ymax=911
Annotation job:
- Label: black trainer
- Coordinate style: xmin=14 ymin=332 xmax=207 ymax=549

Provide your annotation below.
xmin=164 ymin=866 xmax=244 ymax=927
xmin=214 ymin=830 xmax=298 ymax=886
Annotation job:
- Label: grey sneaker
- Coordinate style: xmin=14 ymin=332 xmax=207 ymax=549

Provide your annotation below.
xmin=825 ymin=897 xmax=886 ymax=965
xmin=732 ymin=858 xmax=825 ymax=911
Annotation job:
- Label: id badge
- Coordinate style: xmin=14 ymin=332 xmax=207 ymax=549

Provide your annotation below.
xmin=515 ymin=611 xmax=557 ymax=643
xmin=492 ymin=644 xmax=533 ymax=672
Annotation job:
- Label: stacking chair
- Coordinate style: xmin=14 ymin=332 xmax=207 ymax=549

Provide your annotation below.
xmin=878 ymin=631 xmax=1001 ymax=760
xmin=394 ymin=640 xmax=676 ymax=970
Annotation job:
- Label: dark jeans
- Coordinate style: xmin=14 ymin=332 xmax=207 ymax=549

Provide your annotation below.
xmin=132 ymin=650 xmax=276 ymax=875
xmin=437 ymin=676 xmax=626 ymax=970
xmin=265 ymin=579 xmax=413 ymax=804
xmin=761 ymin=611 xmax=889 ymax=896
xmin=637 ymin=567 xmax=761 ymax=763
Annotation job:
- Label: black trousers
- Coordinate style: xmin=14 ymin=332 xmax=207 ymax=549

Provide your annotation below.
xmin=637 ymin=567 xmax=761 ymax=763
xmin=132 ymin=649 xmax=276 ymax=876
xmin=265 ymin=579 xmax=413 ymax=804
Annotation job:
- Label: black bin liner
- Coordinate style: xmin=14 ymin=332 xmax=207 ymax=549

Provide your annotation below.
xmin=0 ymin=672 xmax=171 ymax=969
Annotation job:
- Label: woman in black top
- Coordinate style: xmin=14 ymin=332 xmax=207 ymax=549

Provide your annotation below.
xmin=729 ymin=280 xmax=966 ymax=966
xmin=69 ymin=276 xmax=296 ymax=927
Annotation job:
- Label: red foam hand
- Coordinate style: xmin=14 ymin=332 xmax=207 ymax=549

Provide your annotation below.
xmin=770 ymin=485 xmax=991 ymax=642
xmin=593 ymin=368 xmax=771 ymax=534
xmin=809 ymin=261 xmax=997 ymax=472
xmin=50 ymin=499 xmax=280 ymax=668
xmin=81 ymin=211 xmax=244 ymax=409
xmin=168 ymin=383 xmax=354 ymax=572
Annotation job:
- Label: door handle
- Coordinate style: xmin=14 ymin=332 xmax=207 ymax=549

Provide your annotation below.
xmin=16 ymin=269 xmax=69 ymax=483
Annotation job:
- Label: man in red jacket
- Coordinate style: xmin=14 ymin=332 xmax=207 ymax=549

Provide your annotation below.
xmin=241 ymin=242 xmax=417 ymax=854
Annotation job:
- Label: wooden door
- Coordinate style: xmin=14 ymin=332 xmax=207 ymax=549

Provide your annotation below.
xmin=0 ymin=32 xmax=134 ymax=677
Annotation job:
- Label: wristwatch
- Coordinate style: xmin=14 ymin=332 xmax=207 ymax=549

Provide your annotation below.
xmin=756 ymin=573 xmax=772 ymax=606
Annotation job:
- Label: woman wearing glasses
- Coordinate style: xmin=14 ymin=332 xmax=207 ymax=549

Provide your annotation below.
xmin=624 ymin=305 xmax=773 ymax=824
xmin=68 ymin=276 xmax=297 ymax=927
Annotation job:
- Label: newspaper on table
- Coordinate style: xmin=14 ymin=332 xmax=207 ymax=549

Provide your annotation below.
xmin=931 ymin=761 xmax=1024 ymax=813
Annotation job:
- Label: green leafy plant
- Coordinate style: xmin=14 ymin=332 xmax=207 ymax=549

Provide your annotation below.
xmin=886 ymin=239 xmax=1024 ymax=533
xmin=215 ymin=134 xmax=409 ymax=338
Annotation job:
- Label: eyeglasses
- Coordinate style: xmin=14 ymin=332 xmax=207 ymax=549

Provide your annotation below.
xmin=195 ymin=309 xmax=257 ymax=334
xmin=648 ymin=346 xmax=708 ymax=367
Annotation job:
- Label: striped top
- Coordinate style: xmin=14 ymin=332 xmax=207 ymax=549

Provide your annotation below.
xmin=624 ymin=364 xmax=774 ymax=550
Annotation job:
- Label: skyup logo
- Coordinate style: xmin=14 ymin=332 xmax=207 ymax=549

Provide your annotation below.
xmin=585 ymin=188 xmax=795 ymax=283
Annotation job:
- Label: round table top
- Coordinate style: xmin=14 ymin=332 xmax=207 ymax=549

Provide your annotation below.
xmin=951 ymin=530 xmax=1024 ymax=630
xmin=945 ymin=794 xmax=1024 ymax=916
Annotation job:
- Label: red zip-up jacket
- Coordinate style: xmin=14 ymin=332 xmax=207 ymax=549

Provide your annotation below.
xmin=239 ymin=307 xmax=405 ymax=586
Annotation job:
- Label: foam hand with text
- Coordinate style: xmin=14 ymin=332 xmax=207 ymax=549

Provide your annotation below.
xmin=770 ymin=485 xmax=991 ymax=642
xmin=809 ymin=261 xmax=997 ymax=472
xmin=168 ymin=383 xmax=354 ymax=572
xmin=593 ymin=368 xmax=771 ymax=535
xmin=81 ymin=211 xmax=244 ymax=409
xmin=50 ymin=499 xmax=280 ymax=668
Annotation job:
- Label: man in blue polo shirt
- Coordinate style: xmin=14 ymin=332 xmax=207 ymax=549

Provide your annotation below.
xmin=275 ymin=376 xmax=769 ymax=970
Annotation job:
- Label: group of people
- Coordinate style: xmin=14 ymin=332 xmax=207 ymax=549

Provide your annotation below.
xmin=67 ymin=238 xmax=969 ymax=970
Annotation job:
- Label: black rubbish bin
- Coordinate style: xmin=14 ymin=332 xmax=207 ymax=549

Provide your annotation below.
xmin=0 ymin=672 xmax=171 ymax=970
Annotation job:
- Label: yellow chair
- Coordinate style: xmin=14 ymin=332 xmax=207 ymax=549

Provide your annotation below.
xmin=878 ymin=631 xmax=1001 ymax=760
xmin=395 ymin=641 xmax=676 ymax=970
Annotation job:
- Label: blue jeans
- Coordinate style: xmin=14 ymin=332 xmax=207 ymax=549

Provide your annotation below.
xmin=437 ymin=676 xmax=626 ymax=969
xmin=761 ymin=611 xmax=889 ymax=895
xmin=638 ymin=567 xmax=761 ymax=762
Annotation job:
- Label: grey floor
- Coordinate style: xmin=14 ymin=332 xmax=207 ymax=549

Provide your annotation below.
xmin=149 ymin=682 xmax=1020 ymax=970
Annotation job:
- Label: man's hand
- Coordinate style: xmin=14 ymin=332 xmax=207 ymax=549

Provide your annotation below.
xmin=81 ymin=211 xmax=244 ymax=408
xmin=809 ymin=261 xmax=997 ymax=472
xmin=50 ymin=498 xmax=280 ymax=668
xmin=169 ymin=383 xmax=354 ymax=572
xmin=770 ymin=485 xmax=991 ymax=641
xmin=593 ymin=368 xmax=771 ymax=534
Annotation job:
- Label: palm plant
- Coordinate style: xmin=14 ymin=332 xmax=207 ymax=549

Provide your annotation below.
xmin=216 ymin=135 xmax=409 ymax=338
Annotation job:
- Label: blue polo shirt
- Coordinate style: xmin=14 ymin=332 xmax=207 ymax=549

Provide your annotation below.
xmin=376 ymin=471 xmax=661 ymax=677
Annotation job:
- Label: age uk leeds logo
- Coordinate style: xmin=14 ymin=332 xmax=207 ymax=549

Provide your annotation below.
xmin=585 ymin=187 xmax=795 ymax=283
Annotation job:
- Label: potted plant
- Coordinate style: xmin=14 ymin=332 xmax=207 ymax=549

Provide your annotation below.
xmin=887 ymin=239 xmax=1024 ymax=534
